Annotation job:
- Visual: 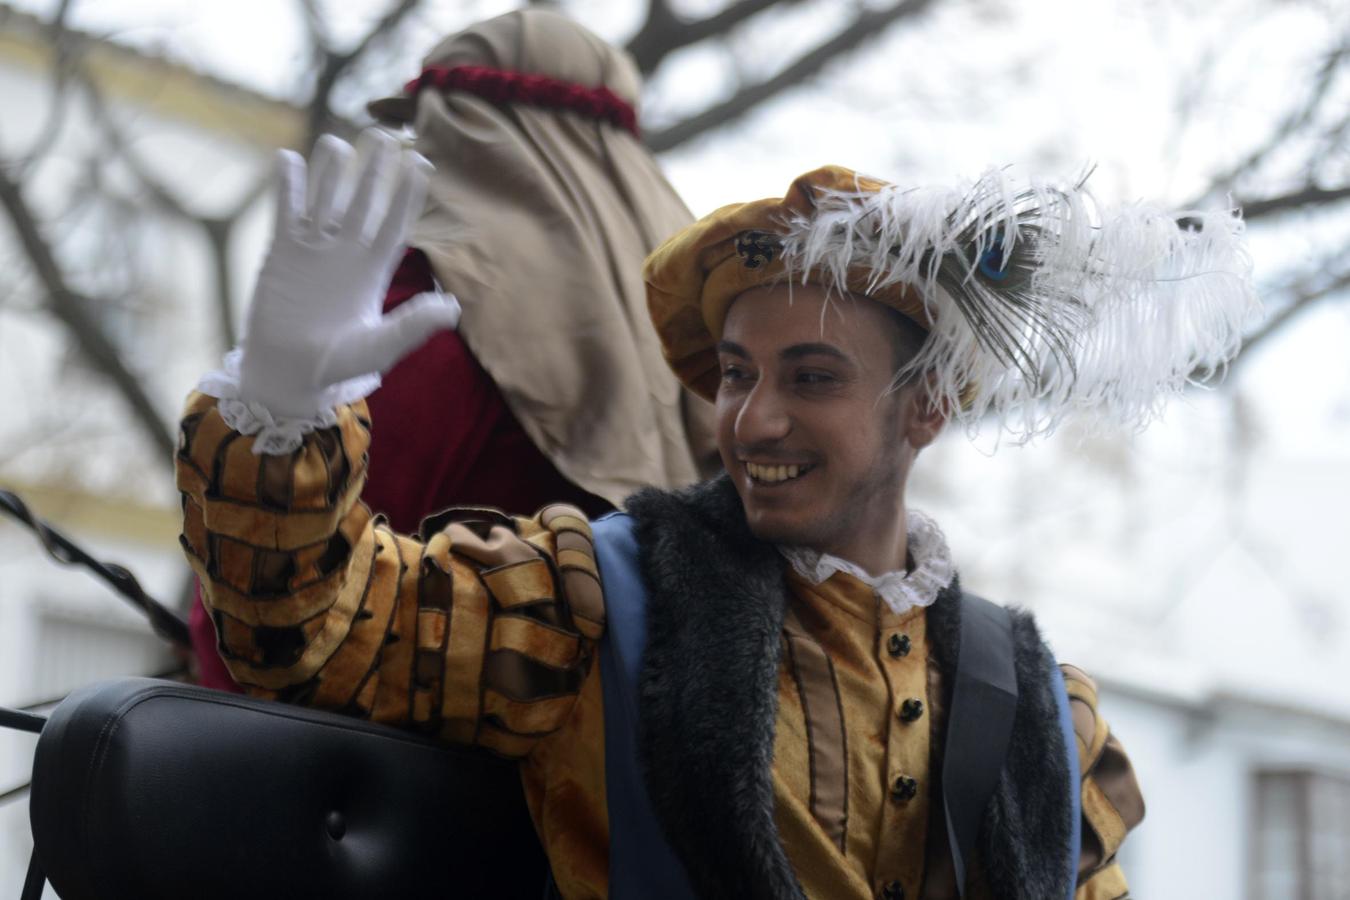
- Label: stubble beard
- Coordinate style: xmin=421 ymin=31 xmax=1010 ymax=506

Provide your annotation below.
xmin=744 ymin=436 xmax=908 ymax=557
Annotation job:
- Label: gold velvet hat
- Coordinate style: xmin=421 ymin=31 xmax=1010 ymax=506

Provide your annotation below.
xmin=643 ymin=164 xmax=1261 ymax=438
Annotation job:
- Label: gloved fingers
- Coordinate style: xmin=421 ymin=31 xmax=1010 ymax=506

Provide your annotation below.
xmin=304 ymin=135 xmax=354 ymax=241
xmin=315 ymin=292 xmax=461 ymax=385
xmin=371 ymin=151 xmax=432 ymax=261
xmin=272 ymin=149 xmax=306 ymax=240
xmin=344 ymin=130 xmax=398 ymax=244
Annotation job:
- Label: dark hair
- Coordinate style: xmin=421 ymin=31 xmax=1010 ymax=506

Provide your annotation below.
xmin=879 ymin=305 xmax=929 ymax=377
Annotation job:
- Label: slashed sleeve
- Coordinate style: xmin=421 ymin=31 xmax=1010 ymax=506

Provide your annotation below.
xmin=176 ymin=391 xmax=606 ymax=757
xmin=1061 ymin=664 xmax=1146 ymax=900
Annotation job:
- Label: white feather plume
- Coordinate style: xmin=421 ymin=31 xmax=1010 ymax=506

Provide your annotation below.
xmin=777 ymin=168 xmax=1260 ymax=439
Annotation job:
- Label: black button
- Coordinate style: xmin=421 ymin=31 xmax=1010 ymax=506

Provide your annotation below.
xmin=886 ymin=633 xmax=911 ymax=658
xmin=880 ymin=880 xmax=905 ymax=900
xmin=325 ymin=809 xmax=346 ymax=840
xmin=899 ymin=698 xmax=924 ymax=723
xmin=890 ymin=775 xmax=918 ymax=803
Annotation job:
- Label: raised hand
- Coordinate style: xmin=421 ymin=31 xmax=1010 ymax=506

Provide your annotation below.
xmin=232 ymin=131 xmax=460 ymax=428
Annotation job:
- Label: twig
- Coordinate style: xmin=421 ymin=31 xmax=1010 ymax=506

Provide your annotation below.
xmin=1239 ymin=184 xmax=1350 ymax=221
xmin=0 ymin=165 xmax=176 ymax=460
xmin=10 ymin=0 xmax=80 ymax=177
xmin=626 ymin=0 xmax=804 ymax=76
xmin=1192 ymin=264 xmax=1350 ymax=385
xmin=646 ymin=0 xmax=938 ymax=153
xmin=303 ymin=0 xmax=424 ymax=149
xmin=1237 ymin=269 xmax=1350 ymax=362
xmin=1194 ymin=30 xmax=1350 ymax=201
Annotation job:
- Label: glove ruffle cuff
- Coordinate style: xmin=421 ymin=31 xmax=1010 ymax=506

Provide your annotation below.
xmin=197 ymin=349 xmax=380 ymax=456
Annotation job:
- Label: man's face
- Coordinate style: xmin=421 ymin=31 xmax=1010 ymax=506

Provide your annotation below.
xmin=715 ymin=283 xmax=942 ymax=555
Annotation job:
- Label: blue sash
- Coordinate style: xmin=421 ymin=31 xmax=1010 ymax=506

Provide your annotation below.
xmin=593 ymin=513 xmax=697 ymax=899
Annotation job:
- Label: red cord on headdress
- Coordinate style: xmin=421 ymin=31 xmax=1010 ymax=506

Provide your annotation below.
xmin=405 ymin=65 xmax=640 ymax=138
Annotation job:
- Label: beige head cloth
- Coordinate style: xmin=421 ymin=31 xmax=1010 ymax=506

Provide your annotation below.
xmin=369 ymin=9 xmax=716 ymax=506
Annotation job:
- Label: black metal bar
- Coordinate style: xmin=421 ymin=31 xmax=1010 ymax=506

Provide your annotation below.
xmin=0 ymin=706 xmax=46 ymax=734
xmin=0 ymin=488 xmax=191 ymax=648
xmin=0 ymin=781 xmax=32 ymax=806
xmin=21 ymin=845 xmax=45 ymax=900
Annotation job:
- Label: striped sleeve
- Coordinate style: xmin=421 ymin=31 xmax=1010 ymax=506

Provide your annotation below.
xmin=176 ymin=392 xmax=606 ymax=756
xmin=1062 ymin=664 xmax=1145 ymax=900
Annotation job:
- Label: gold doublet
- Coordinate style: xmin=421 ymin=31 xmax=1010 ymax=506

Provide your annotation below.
xmin=774 ymin=570 xmax=937 ymax=899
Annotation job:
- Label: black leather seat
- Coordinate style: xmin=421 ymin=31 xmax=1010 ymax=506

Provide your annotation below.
xmin=28 ymin=678 xmax=548 ymax=899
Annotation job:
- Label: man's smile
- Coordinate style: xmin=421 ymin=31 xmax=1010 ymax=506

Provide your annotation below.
xmin=743 ymin=461 xmax=817 ymax=485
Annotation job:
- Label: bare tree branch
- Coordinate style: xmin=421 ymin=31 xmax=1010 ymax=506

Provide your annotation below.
xmin=1192 ymin=261 xmax=1350 ymax=387
xmin=303 ymin=0 xmax=424 ymax=149
xmin=1236 ymin=269 xmax=1350 ymax=364
xmin=298 ymin=0 xmax=333 ymax=54
xmin=626 ymin=0 xmax=805 ymax=77
xmin=1194 ymin=30 xmax=1350 ymax=202
xmin=81 ymin=79 xmax=195 ymax=219
xmin=1238 ymin=184 xmax=1350 ymax=221
xmin=80 ymin=71 xmax=251 ymax=347
xmin=202 ymin=218 xmax=238 ymax=348
xmin=0 ymin=165 xmax=175 ymax=462
xmin=227 ymin=172 xmax=273 ymax=220
xmin=645 ymin=0 xmax=938 ymax=153
xmin=40 ymin=7 xmax=253 ymax=349
xmin=11 ymin=0 xmax=80 ymax=177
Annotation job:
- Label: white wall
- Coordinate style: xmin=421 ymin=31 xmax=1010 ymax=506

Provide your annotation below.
xmin=1099 ymin=684 xmax=1350 ymax=900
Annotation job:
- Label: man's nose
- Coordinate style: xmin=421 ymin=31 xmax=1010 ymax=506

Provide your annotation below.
xmin=735 ymin=380 xmax=791 ymax=445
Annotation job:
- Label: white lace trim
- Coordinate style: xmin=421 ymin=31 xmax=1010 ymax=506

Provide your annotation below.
xmin=196 ymin=348 xmax=380 ymax=456
xmin=779 ymin=510 xmax=954 ymax=615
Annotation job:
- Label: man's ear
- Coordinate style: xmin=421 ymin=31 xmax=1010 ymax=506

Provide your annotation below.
xmin=904 ymin=376 xmax=950 ymax=450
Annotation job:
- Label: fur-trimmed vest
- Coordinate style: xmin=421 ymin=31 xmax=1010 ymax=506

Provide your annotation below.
xmin=593 ymin=476 xmax=1076 ymax=900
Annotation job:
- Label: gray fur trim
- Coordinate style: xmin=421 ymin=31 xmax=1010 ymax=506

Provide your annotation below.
xmin=628 ymin=475 xmax=806 ymax=900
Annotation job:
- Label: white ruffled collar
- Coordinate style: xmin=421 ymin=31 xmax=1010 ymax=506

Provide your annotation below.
xmin=779 ymin=510 xmax=954 ymax=615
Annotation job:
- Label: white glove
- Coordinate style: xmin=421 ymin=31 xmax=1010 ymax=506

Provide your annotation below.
xmin=199 ymin=131 xmax=461 ymax=454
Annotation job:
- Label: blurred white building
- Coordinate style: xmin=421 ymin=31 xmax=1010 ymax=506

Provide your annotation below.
xmin=914 ymin=381 xmax=1350 ymax=899
xmin=2 ymin=3 xmax=1349 ymax=898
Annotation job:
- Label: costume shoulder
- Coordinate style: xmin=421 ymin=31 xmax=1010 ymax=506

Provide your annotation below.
xmin=618 ymin=476 xmax=803 ymax=900
xmin=1061 ymin=664 xmax=1145 ymax=898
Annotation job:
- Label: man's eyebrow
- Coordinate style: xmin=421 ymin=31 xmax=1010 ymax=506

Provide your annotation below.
xmin=716 ymin=340 xmax=750 ymax=358
xmin=781 ymin=342 xmax=850 ymax=363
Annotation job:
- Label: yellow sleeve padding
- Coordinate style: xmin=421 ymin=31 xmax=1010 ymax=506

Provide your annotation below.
xmin=178 ymin=392 xmax=605 ymax=756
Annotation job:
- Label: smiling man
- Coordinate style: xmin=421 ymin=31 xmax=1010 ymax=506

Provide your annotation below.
xmin=715 ymin=284 xmax=939 ymax=572
xmin=180 ymin=143 xmax=1256 ymax=899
